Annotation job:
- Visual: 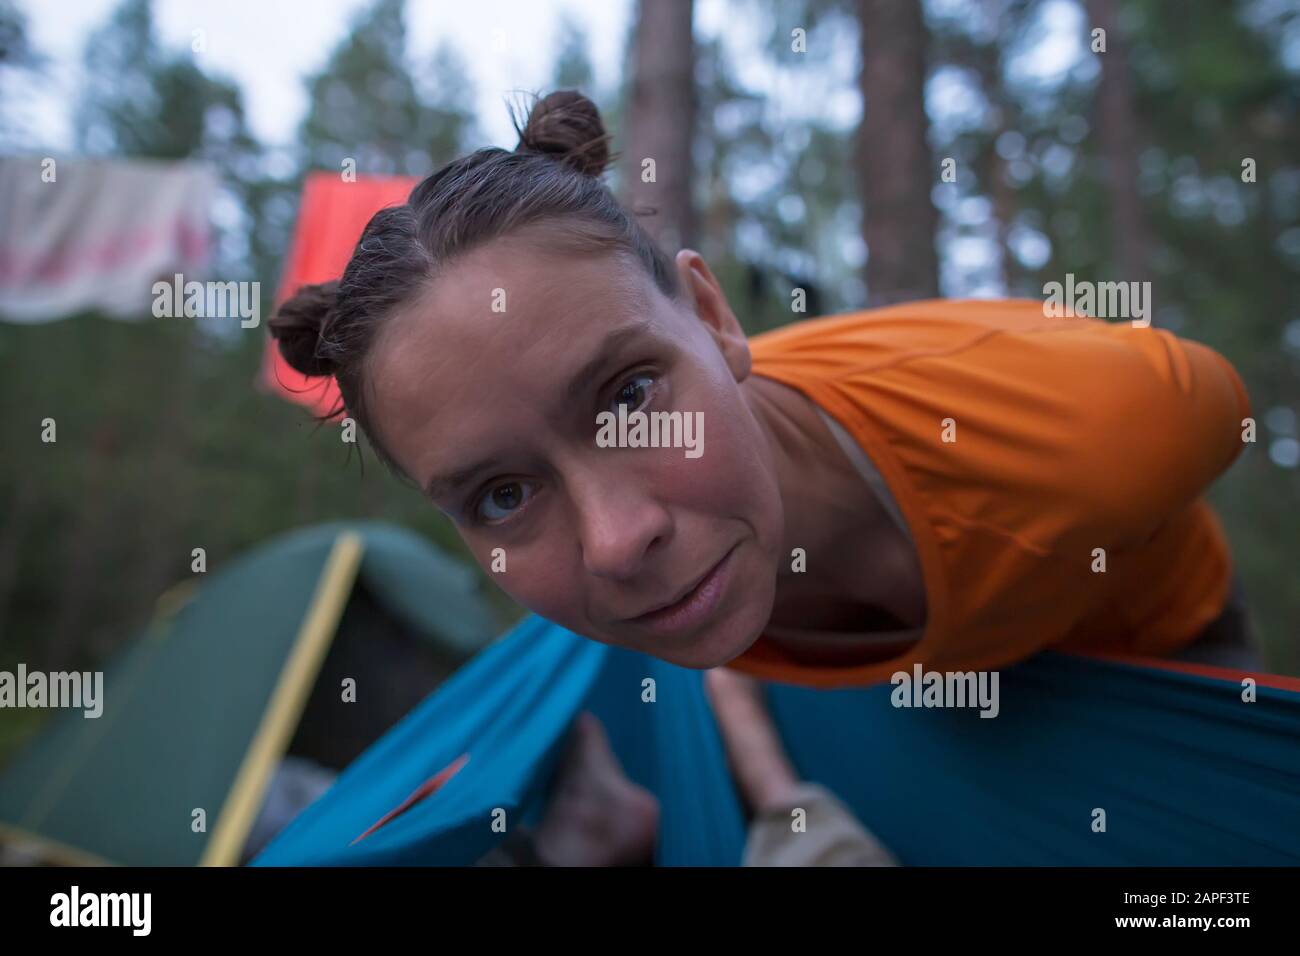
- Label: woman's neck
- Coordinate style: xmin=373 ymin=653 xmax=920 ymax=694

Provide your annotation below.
xmin=739 ymin=373 xmax=914 ymax=615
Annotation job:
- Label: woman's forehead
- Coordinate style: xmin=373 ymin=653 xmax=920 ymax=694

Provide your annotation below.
xmin=439 ymin=233 xmax=652 ymax=314
xmin=395 ymin=245 xmax=664 ymax=365
xmin=366 ymin=241 xmax=682 ymax=466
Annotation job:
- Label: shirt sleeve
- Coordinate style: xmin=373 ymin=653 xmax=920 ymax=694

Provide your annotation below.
xmin=1053 ymin=324 xmax=1251 ymax=550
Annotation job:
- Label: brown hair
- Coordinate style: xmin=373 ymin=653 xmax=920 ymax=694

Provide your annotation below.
xmin=268 ymin=90 xmax=681 ymax=479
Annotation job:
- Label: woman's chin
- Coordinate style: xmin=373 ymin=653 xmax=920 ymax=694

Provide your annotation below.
xmin=652 ymin=593 xmax=773 ymax=670
xmin=580 ymin=551 xmax=777 ymax=669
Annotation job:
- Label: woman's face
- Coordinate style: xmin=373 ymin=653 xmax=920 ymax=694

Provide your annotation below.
xmin=366 ymin=231 xmax=784 ymax=668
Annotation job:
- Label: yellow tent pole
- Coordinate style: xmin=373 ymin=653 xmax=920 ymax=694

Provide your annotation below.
xmin=199 ymin=530 xmax=365 ymax=867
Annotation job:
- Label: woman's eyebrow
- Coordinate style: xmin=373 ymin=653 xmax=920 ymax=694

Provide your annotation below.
xmin=424 ymin=320 xmax=657 ymax=499
xmin=563 ymin=319 xmax=656 ymax=403
xmin=424 ymin=457 xmax=504 ymax=501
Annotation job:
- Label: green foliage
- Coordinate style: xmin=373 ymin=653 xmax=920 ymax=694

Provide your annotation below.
xmin=298 ymin=0 xmax=474 ymax=177
xmin=554 ymin=11 xmax=597 ymax=91
xmin=0 ymin=317 xmax=514 ymax=670
xmin=1 ymin=0 xmax=1295 ymax=680
xmin=0 ymin=0 xmax=510 ymax=681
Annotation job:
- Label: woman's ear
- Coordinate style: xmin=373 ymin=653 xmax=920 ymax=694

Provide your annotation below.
xmin=674 ymin=249 xmax=752 ymax=381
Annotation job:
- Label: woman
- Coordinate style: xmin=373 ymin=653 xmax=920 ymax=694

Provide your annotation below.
xmin=269 ymin=89 xmax=1256 ymax=694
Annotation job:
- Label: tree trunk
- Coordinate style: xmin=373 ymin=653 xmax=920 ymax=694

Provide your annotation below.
xmin=620 ymin=0 xmax=696 ymax=253
xmin=1084 ymin=0 xmax=1152 ymax=289
xmin=856 ymin=0 xmax=941 ymax=306
xmin=0 ymin=471 xmax=38 ymax=649
xmin=48 ymin=422 xmax=114 ymax=670
xmin=975 ymin=1 xmax=1019 ymax=295
xmin=130 ymin=321 xmax=198 ymax=659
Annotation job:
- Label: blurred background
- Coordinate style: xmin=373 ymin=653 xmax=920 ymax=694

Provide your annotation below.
xmin=0 ymin=0 xmax=1297 ymax=784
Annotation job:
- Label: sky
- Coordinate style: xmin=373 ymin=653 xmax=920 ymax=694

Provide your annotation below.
xmin=2 ymin=0 xmax=1105 ymax=308
xmin=6 ymin=0 xmax=1086 ymax=155
xmin=10 ymin=0 xmax=636 ymax=151
xmin=3 ymin=0 xmax=1156 ymax=300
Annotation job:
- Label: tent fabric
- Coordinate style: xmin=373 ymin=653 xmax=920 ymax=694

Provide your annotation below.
xmin=0 ymin=522 xmax=496 ymax=866
xmin=261 ymin=172 xmax=419 ymax=418
xmin=0 ymin=155 xmax=216 ymax=322
xmin=255 ymin=614 xmax=1300 ymax=866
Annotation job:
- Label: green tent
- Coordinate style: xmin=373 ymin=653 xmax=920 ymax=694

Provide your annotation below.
xmin=0 ymin=521 xmax=500 ymax=866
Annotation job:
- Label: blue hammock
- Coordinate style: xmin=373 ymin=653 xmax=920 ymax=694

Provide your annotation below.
xmin=254 ymin=614 xmax=1300 ymax=866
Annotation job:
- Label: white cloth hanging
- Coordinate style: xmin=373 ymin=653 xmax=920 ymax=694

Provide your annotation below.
xmin=0 ymin=155 xmax=217 ymax=322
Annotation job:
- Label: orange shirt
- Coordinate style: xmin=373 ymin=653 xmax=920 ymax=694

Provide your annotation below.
xmin=727 ymin=298 xmax=1252 ymax=689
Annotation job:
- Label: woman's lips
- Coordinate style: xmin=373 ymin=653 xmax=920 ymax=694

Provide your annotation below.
xmin=627 ymin=545 xmax=737 ymax=636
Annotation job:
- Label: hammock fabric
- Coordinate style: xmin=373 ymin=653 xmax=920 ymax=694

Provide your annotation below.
xmin=254 ymin=614 xmax=1300 ymax=866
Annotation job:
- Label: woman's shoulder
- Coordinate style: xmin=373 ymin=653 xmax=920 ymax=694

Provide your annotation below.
xmin=749 ymin=298 xmax=1238 ymax=554
xmin=747 ymin=297 xmax=1070 ymax=374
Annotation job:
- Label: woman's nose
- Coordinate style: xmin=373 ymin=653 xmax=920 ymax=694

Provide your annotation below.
xmin=572 ymin=474 xmax=673 ymax=581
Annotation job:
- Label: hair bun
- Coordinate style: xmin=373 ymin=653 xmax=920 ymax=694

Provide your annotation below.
xmin=515 ymin=89 xmax=612 ymax=178
xmin=269 ymin=280 xmax=340 ymax=377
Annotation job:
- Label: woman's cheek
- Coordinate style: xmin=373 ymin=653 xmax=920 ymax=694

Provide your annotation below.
xmin=674 ymin=407 xmax=764 ymax=513
xmin=476 ymin=543 xmax=584 ymax=624
xmin=518 ymin=577 xmax=581 ymax=624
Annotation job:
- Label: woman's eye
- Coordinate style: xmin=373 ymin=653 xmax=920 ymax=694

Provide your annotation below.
xmin=475 ymin=481 xmax=533 ymax=523
xmin=611 ymin=374 xmax=657 ymax=414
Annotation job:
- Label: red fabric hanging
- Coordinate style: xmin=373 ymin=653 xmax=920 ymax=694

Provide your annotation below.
xmin=261 ymin=172 xmax=419 ymax=418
